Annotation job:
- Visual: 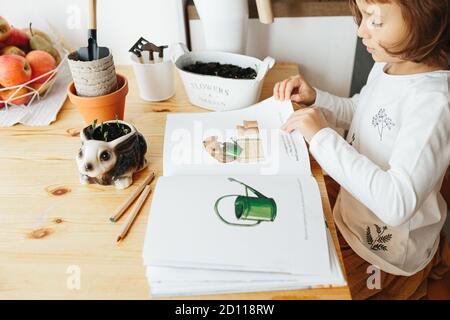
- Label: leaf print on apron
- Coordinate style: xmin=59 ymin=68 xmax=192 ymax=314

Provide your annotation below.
xmin=366 ymin=224 xmax=393 ymax=251
xmin=349 ymin=132 xmax=356 ymax=146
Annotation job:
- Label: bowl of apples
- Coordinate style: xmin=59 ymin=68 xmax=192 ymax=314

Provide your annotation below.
xmin=0 ymin=16 xmax=66 ymax=110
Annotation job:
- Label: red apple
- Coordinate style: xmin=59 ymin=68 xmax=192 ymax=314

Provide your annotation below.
xmin=26 ymin=50 xmax=56 ymax=84
xmin=0 ymin=45 xmax=26 ymax=57
xmin=4 ymin=27 xmax=29 ymax=48
xmin=0 ymin=17 xmax=11 ymax=42
xmin=0 ymin=55 xmax=32 ymax=87
xmin=0 ymin=87 xmax=32 ymax=105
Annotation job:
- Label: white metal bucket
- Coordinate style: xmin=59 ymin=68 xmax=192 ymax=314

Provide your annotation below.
xmin=171 ymin=43 xmax=275 ymax=112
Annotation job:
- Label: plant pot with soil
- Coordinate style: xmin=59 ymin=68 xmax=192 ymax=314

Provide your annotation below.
xmin=76 ymin=119 xmax=148 ymax=189
xmin=171 ymin=43 xmax=275 ymax=111
xmin=68 ymin=73 xmax=128 ymax=124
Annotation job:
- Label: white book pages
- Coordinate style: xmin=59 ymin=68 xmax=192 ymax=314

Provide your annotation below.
xmin=142 ymin=96 xmax=335 ymax=297
xmin=163 ymin=97 xmax=311 ymax=177
xmin=143 ymin=175 xmax=330 ymax=275
xmin=147 ymin=228 xmax=346 ymax=297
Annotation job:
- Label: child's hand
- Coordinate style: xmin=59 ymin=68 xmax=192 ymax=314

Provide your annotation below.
xmin=273 ymin=74 xmax=317 ymax=106
xmin=281 ymin=107 xmax=328 ymax=143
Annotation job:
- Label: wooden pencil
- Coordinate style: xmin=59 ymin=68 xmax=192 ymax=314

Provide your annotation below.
xmin=109 ymin=171 xmax=155 ymax=223
xmin=116 ymin=185 xmax=152 ymax=242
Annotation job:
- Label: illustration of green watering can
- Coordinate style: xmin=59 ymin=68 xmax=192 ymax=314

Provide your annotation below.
xmin=214 ymin=178 xmax=277 ymax=227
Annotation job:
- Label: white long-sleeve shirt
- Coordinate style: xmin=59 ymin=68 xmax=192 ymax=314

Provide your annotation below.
xmin=309 ymin=62 xmax=450 ymax=276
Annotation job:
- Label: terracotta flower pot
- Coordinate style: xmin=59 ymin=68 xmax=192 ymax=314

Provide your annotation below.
xmin=68 ymin=74 xmax=128 ymax=124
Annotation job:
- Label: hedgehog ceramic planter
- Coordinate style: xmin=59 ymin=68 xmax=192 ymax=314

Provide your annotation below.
xmin=76 ymin=120 xmax=148 ymax=189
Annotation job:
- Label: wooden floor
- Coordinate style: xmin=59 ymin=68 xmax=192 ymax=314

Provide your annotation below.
xmin=324 ymin=175 xmax=450 ymax=300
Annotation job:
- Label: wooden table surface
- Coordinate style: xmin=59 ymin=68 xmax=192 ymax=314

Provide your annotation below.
xmin=0 ymin=63 xmax=351 ymax=300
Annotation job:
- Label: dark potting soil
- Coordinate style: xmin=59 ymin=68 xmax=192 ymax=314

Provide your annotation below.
xmin=183 ymin=61 xmax=257 ymax=79
xmin=91 ymin=122 xmax=131 ymax=142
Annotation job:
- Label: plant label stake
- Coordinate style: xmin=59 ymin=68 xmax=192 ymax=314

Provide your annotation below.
xmin=214 ymin=178 xmax=277 ymax=227
xmin=129 ymin=37 xmax=168 ymax=64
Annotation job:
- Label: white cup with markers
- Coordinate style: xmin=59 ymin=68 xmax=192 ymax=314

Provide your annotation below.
xmin=129 ymin=38 xmax=175 ymax=102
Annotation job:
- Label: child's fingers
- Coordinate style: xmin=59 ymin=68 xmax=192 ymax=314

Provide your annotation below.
xmin=281 ymin=114 xmax=304 ymax=132
xmin=281 ymin=108 xmax=313 ymax=131
xmin=290 ymin=93 xmax=302 ymax=103
xmin=284 ymin=109 xmax=308 ymax=124
xmin=282 ymin=120 xmax=299 ymax=133
xmin=281 ymin=117 xmax=294 ymax=130
xmin=284 ymin=79 xmax=297 ymax=101
xmin=278 ymin=79 xmax=289 ymax=100
xmin=273 ymin=82 xmax=279 ymax=100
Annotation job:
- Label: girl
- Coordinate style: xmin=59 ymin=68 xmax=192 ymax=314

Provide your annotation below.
xmin=274 ymin=0 xmax=450 ymax=299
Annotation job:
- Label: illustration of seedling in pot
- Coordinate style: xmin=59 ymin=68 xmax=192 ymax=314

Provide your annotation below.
xmin=214 ymin=178 xmax=277 ymax=227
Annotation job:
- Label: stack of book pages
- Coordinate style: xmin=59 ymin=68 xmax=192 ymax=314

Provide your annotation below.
xmin=142 ymin=98 xmax=346 ymax=297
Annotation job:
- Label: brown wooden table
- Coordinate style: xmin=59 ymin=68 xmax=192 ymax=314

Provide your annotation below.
xmin=0 ymin=63 xmax=351 ymax=299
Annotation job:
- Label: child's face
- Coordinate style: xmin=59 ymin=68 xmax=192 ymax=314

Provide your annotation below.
xmin=355 ymin=0 xmax=408 ymax=63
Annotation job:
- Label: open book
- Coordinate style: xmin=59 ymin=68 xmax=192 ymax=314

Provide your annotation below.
xmin=143 ymin=97 xmax=346 ymax=297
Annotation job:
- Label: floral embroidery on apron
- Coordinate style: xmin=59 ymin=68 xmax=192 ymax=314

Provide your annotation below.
xmin=349 ymin=133 xmax=356 ymax=146
xmin=366 ymin=224 xmax=393 ymax=251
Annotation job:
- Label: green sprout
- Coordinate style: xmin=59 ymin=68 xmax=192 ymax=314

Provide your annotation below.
xmin=103 ymin=131 xmax=109 ymax=141
xmin=120 ymin=124 xmax=130 ymax=134
xmin=92 ymin=119 xmax=98 ymax=130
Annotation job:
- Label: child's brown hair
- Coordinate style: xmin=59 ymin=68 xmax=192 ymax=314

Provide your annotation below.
xmin=349 ymin=0 xmax=449 ymax=68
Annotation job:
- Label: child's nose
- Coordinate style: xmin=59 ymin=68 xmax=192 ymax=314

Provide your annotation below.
xmin=357 ymin=21 xmax=371 ymax=39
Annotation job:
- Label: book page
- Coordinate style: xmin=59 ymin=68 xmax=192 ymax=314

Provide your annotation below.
xmin=163 ymin=97 xmax=311 ymax=177
xmin=148 ymin=228 xmax=343 ymax=283
xmin=143 ymin=174 xmax=329 ymax=276
xmin=147 ymin=229 xmax=346 ymax=297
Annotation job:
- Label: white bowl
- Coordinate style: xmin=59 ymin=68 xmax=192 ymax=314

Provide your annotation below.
xmin=171 ymin=43 xmax=275 ymax=111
